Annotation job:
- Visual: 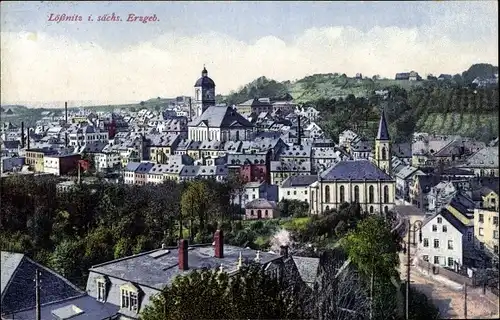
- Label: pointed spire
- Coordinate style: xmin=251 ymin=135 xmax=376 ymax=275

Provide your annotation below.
xmin=202 ymin=65 xmax=208 ymax=77
xmin=376 ymin=108 xmax=390 ymax=141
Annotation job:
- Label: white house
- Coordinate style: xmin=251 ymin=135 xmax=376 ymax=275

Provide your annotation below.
xmin=279 ymin=175 xmax=318 ymax=203
xmin=304 ymin=122 xmax=324 ymax=139
xmin=338 ymin=130 xmax=358 ymax=149
xmin=417 ymin=209 xmax=474 ymax=268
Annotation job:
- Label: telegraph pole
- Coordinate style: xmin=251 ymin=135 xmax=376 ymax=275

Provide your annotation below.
xmin=35 ymin=269 xmax=41 ymax=320
xmin=464 ymin=282 xmax=468 ymax=319
xmin=406 ymin=220 xmax=411 ymax=320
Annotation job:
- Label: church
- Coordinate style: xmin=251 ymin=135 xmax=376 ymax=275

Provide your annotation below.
xmin=188 ymin=67 xmax=254 ymax=142
xmin=309 ymin=110 xmax=396 ymax=215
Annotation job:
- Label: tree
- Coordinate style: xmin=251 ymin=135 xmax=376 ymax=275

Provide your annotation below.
xmin=140 ymin=264 xmax=303 ymax=320
xmin=181 ymin=180 xmax=214 ymax=238
xmin=140 ymin=101 xmax=145 ymax=106
xmin=341 ymin=215 xmax=400 ymax=320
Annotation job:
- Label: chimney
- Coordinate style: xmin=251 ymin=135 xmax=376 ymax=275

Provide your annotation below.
xmin=65 ymin=101 xmax=68 ymax=125
xmin=297 ymin=115 xmax=301 ymax=146
xmin=188 ymin=97 xmax=192 ymax=122
xmin=27 ymin=128 xmax=31 ymax=149
xmin=214 ymin=230 xmax=224 ymax=258
xmin=178 ymin=239 xmax=189 ymax=270
xmin=21 ymin=122 xmax=25 ymax=148
xmin=279 ymin=245 xmax=289 ymax=259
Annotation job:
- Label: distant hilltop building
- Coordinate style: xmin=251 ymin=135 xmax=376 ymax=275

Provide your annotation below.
xmin=395 ymin=71 xmax=421 ymax=81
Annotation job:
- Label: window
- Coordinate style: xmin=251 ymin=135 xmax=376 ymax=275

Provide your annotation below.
xmin=287 ymin=191 xmax=290 ymax=195
xmin=494 ymin=230 xmax=499 ymax=239
xmin=467 ymin=232 xmax=472 ymax=242
xmin=251 ymin=210 xmax=254 ymax=216
xmin=480 ymin=242 xmax=484 ymax=250
xmin=121 ymin=289 xmax=129 ymax=308
xmin=432 ymin=225 xmax=437 ymax=232
xmin=369 ymin=206 xmax=374 ymax=213
xmin=354 ymin=186 xmax=360 ymax=203
xmin=293 ymin=191 xmax=297 ymax=195
xmin=368 ymin=185 xmax=374 ymax=203
xmin=479 ymin=214 xmax=484 ymax=223
xmin=448 ymin=240 xmax=453 ymax=250
xmin=97 ymin=281 xmax=106 ymax=301
xmin=304 ymin=190 xmax=308 ymax=195
xmin=447 ymin=257 xmax=454 ymax=267
xmin=325 ymin=185 xmax=331 ymax=203
xmin=423 ymin=255 xmax=429 ymax=262
xmin=442 ymin=225 xmax=447 ymax=232
xmin=495 ymin=245 xmax=499 ymax=253
xmin=423 ymin=238 xmax=429 ymax=247
xmin=433 ymin=256 xmax=440 ymax=264
xmin=434 ymin=239 xmax=439 ymax=248
xmin=383 ymin=185 xmax=389 ymax=203
xmin=479 ymin=228 xmax=484 ymax=236
xmin=339 ymin=185 xmax=344 ymax=203
xmin=494 ymin=217 xmax=499 ymax=225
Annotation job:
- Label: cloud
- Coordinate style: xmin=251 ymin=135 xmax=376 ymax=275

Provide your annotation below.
xmin=1 ymin=7 xmax=498 ymax=105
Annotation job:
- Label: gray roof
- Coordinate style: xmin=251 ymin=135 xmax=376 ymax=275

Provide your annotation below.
xmin=463 ymin=147 xmax=499 ymax=168
xmin=281 ymin=175 xmax=318 ymax=188
xmin=279 ymin=145 xmax=312 ymax=158
xmin=393 ymin=142 xmax=412 ymax=158
xmin=228 ymin=153 xmax=267 ymax=166
xmin=12 ymin=295 xmax=119 ymax=320
xmin=1 ymin=252 xmax=83 ymax=315
xmin=292 ymin=256 xmax=320 ymax=288
xmin=395 ymin=165 xmax=420 ymax=180
xmin=320 ymin=160 xmax=393 ymax=181
xmin=188 ymin=106 xmax=253 ymax=128
xmin=180 ymin=165 xmax=227 ymax=177
xmin=270 ymin=160 xmax=312 ymax=172
xmin=89 ymin=245 xmax=281 ymax=290
xmin=245 ymin=199 xmax=278 ymax=209
xmin=124 ymin=162 xmax=141 ymax=172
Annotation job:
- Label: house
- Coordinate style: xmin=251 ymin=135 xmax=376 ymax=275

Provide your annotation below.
xmin=236 ymin=98 xmax=274 ymax=116
xmin=84 ymin=232 xmax=293 ymax=319
xmin=338 ymin=130 xmax=358 ymax=150
xmin=270 ymin=160 xmax=312 ymax=187
xmin=1 ymin=251 xmax=119 ymax=320
xmin=43 ymin=153 xmax=81 ymax=176
xmin=473 ymin=209 xmax=499 ymax=266
xmin=123 ymin=162 xmax=141 ymax=185
xmin=311 ymin=146 xmax=345 ymax=173
xmin=394 ymin=165 xmax=425 ymax=200
xmin=417 ymin=208 xmax=475 ymax=269
xmin=245 ymin=199 xmax=279 ymax=219
xmin=304 ymin=107 xmax=320 ymax=122
xmin=311 ymin=159 xmax=395 ymax=215
xmin=350 ymin=138 xmax=372 ymax=160
xmin=148 ymin=133 xmax=182 ymax=164
xmin=303 ymin=122 xmax=323 ymax=139
xmin=187 ymin=106 xmax=254 ymax=142
xmin=24 ymin=148 xmax=59 ymax=172
xmin=1 ymin=156 xmax=25 ymax=173
xmin=457 ymin=146 xmax=499 ymax=177
xmin=279 ymin=175 xmax=318 ymax=204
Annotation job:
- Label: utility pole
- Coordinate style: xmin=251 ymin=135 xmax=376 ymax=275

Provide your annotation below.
xmin=464 ymin=282 xmax=468 ymax=319
xmin=406 ymin=220 xmax=411 ymax=320
xmin=34 ymin=269 xmax=41 ymax=320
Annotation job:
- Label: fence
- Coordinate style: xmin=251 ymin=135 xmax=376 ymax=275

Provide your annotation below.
xmin=415 ymin=256 xmax=478 ymax=287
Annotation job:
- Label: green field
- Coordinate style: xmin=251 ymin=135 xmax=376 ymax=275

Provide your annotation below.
xmin=418 ymin=112 xmax=499 ymax=138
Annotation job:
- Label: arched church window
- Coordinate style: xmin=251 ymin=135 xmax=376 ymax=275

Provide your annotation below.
xmin=196 ymin=89 xmax=200 ymax=101
xmin=382 ymin=147 xmax=387 ymax=161
xmin=325 ymin=185 xmax=330 ymax=203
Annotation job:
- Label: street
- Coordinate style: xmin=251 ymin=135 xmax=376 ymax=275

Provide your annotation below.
xmin=399 ymin=248 xmax=499 ymax=319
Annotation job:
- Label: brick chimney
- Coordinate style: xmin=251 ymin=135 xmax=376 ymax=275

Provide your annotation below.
xmin=214 ymin=230 xmax=224 ymax=258
xmin=178 ymin=239 xmax=188 ymax=270
xmin=280 ymin=245 xmax=289 ymax=258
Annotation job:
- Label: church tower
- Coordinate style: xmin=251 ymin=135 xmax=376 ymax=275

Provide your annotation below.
xmin=374 ymin=109 xmax=392 ymax=173
xmin=193 ymin=66 xmax=216 ymax=117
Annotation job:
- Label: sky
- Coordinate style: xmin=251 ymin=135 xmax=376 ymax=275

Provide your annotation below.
xmin=1 ymin=1 xmax=498 ymax=106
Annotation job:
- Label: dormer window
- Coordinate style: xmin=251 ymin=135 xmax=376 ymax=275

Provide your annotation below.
xmin=120 ymin=283 xmax=139 ymax=312
xmin=95 ymin=276 xmax=109 ymax=302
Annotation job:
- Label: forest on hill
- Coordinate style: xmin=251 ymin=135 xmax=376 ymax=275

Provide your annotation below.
xmin=220 ymin=64 xmax=499 ymax=143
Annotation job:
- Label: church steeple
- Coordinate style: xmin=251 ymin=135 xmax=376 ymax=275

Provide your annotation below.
xmin=373 ymin=108 xmax=392 ymax=174
xmin=376 ymin=109 xmax=390 ymax=141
